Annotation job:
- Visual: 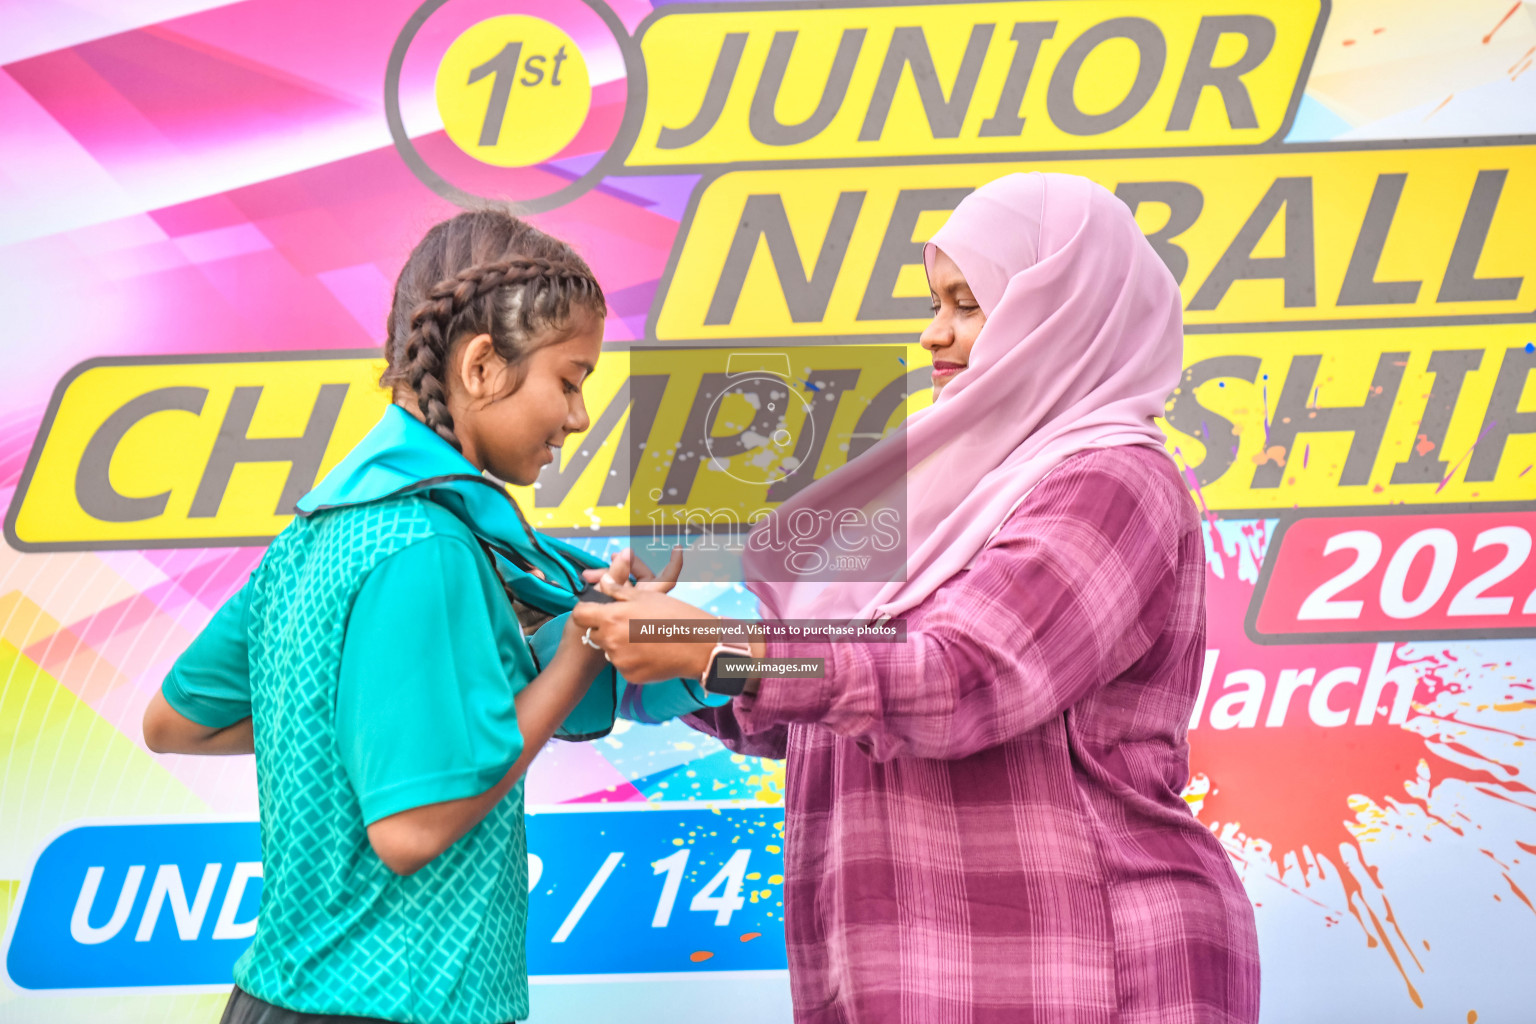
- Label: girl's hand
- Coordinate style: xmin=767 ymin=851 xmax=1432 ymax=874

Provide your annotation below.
xmin=571 ymin=575 xmax=719 ymax=684
xmin=581 ymin=546 xmax=684 ymax=595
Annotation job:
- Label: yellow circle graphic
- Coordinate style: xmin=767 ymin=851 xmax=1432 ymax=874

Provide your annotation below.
xmin=435 ymin=15 xmax=591 ymax=168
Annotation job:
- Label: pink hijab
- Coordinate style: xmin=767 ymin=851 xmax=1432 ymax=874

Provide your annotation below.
xmin=744 ymin=172 xmax=1184 ymax=623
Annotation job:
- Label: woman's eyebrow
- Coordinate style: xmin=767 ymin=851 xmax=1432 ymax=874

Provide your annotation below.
xmin=568 ymin=359 xmax=595 ymax=375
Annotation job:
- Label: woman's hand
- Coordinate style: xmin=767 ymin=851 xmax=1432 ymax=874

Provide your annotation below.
xmin=571 ymin=563 xmax=721 ymax=684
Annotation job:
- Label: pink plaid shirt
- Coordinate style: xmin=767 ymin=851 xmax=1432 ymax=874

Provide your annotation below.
xmin=689 ymin=445 xmax=1259 ymax=1024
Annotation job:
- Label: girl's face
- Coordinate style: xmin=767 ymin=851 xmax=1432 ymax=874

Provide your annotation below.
xmin=920 ymin=247 xmax=985 ymax=396
xmin=451 ymin=318 xmax=604 ymax=486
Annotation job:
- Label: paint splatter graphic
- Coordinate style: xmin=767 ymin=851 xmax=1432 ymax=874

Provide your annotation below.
xmin=1192 ymin=520 xmax=1536 ymax=1008
xmin=1483 ymin=2 xmax=1521 ymax=44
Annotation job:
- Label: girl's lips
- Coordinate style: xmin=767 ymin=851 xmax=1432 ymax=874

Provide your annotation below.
xmin=932 ymin=362 xmax=966 ymax=377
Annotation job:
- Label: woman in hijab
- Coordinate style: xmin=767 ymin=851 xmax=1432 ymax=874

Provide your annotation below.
xmin=572 ymin=172 xmax=1260 ymax=1024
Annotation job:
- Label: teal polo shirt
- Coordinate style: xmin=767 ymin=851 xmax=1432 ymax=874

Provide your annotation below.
xmin=165 ymin=496 xmax=532 ymax=1023
xmin=162 ymin=406 xmax=726 ymax=1023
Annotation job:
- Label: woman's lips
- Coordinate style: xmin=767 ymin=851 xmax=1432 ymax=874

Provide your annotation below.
xmin=932 ymin=361 xmax=966 ymax=379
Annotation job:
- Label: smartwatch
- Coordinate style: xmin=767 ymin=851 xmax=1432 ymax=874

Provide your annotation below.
xmin=702 ymin=642 xmax=757 ymax=697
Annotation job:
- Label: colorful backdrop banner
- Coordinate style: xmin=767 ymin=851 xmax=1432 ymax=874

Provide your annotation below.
xmin=1 ymin=1 xmax=1534 ymax=1022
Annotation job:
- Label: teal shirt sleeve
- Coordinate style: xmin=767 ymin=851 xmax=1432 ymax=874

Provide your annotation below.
xmin=336 ymin=535 xmax=527 ymax=825
xmin=162 ymin=584 xmax=252 ymax=728
xmin=529 ymin=612 xmax=730 ymax=740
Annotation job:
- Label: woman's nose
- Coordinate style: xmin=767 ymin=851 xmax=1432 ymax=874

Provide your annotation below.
xmin=919 ymin=318 xmax=950 ymax=352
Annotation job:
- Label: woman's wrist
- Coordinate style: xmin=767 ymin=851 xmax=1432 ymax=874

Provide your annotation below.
xmin=684 ymin=614 xmax=729 ymax=680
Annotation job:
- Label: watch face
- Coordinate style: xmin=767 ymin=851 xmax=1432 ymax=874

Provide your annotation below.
xmin=704 ymin=671 xmax=748 ymax=697
xmin=706 ymin=660 xmax=749 ymax=700
xmin=705 ymin=648 xmax=753 ymax=696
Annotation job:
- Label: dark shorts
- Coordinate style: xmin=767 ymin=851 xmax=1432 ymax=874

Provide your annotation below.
xmin=219 ymin=987 xmax=519 ymax=1024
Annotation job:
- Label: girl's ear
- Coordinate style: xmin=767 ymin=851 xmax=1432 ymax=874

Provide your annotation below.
xmin=456 ymin=333 xmax=500 ymax=400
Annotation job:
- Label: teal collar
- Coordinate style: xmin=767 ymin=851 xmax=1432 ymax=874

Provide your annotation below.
xmin=297 ymin=404 xmax=602 ymax=611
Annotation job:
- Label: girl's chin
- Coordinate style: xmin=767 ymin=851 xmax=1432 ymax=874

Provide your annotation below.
xmin=482 ymin=464 xmax=538 ymax=488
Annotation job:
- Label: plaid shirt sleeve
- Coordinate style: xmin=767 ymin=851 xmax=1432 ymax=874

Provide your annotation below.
xmin=730 ymin=447 xmax=1186 ymax=761
xmin=683 ymin=704 xmax=791 ymax=760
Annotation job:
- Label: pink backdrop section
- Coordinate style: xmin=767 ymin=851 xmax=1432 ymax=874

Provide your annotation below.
xmin=0 ymin=0 xmax=691 ymax=419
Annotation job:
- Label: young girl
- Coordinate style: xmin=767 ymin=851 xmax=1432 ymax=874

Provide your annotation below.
xmin=142 ymin=208 xmax=719 ymax=1024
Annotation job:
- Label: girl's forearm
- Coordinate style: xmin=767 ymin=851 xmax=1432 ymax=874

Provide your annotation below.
xmin=195 ymin=717 xmax=255 ymax=754
xmin=142 ymin=691 xmax=255 ymax=755
xmin=366 ymin=646 xmax=600 ymax=874
xmin=502 ymin=644 xmax=601 ymax=786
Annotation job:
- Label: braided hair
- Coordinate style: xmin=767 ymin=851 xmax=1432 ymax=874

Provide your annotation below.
xmin=380 ymin=208 xmax=606 ymax=450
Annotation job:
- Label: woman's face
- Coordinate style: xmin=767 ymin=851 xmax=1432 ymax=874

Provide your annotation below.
xmin=920 ymin=247 xmax=984 ymax=396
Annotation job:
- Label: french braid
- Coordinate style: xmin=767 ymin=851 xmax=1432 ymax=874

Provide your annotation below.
xmin=380 ymin=210 xmax=606 ymax=451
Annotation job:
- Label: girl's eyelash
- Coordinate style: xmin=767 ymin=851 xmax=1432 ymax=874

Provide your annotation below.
xmin=564 ymin=380 xmax=579 ymax=394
